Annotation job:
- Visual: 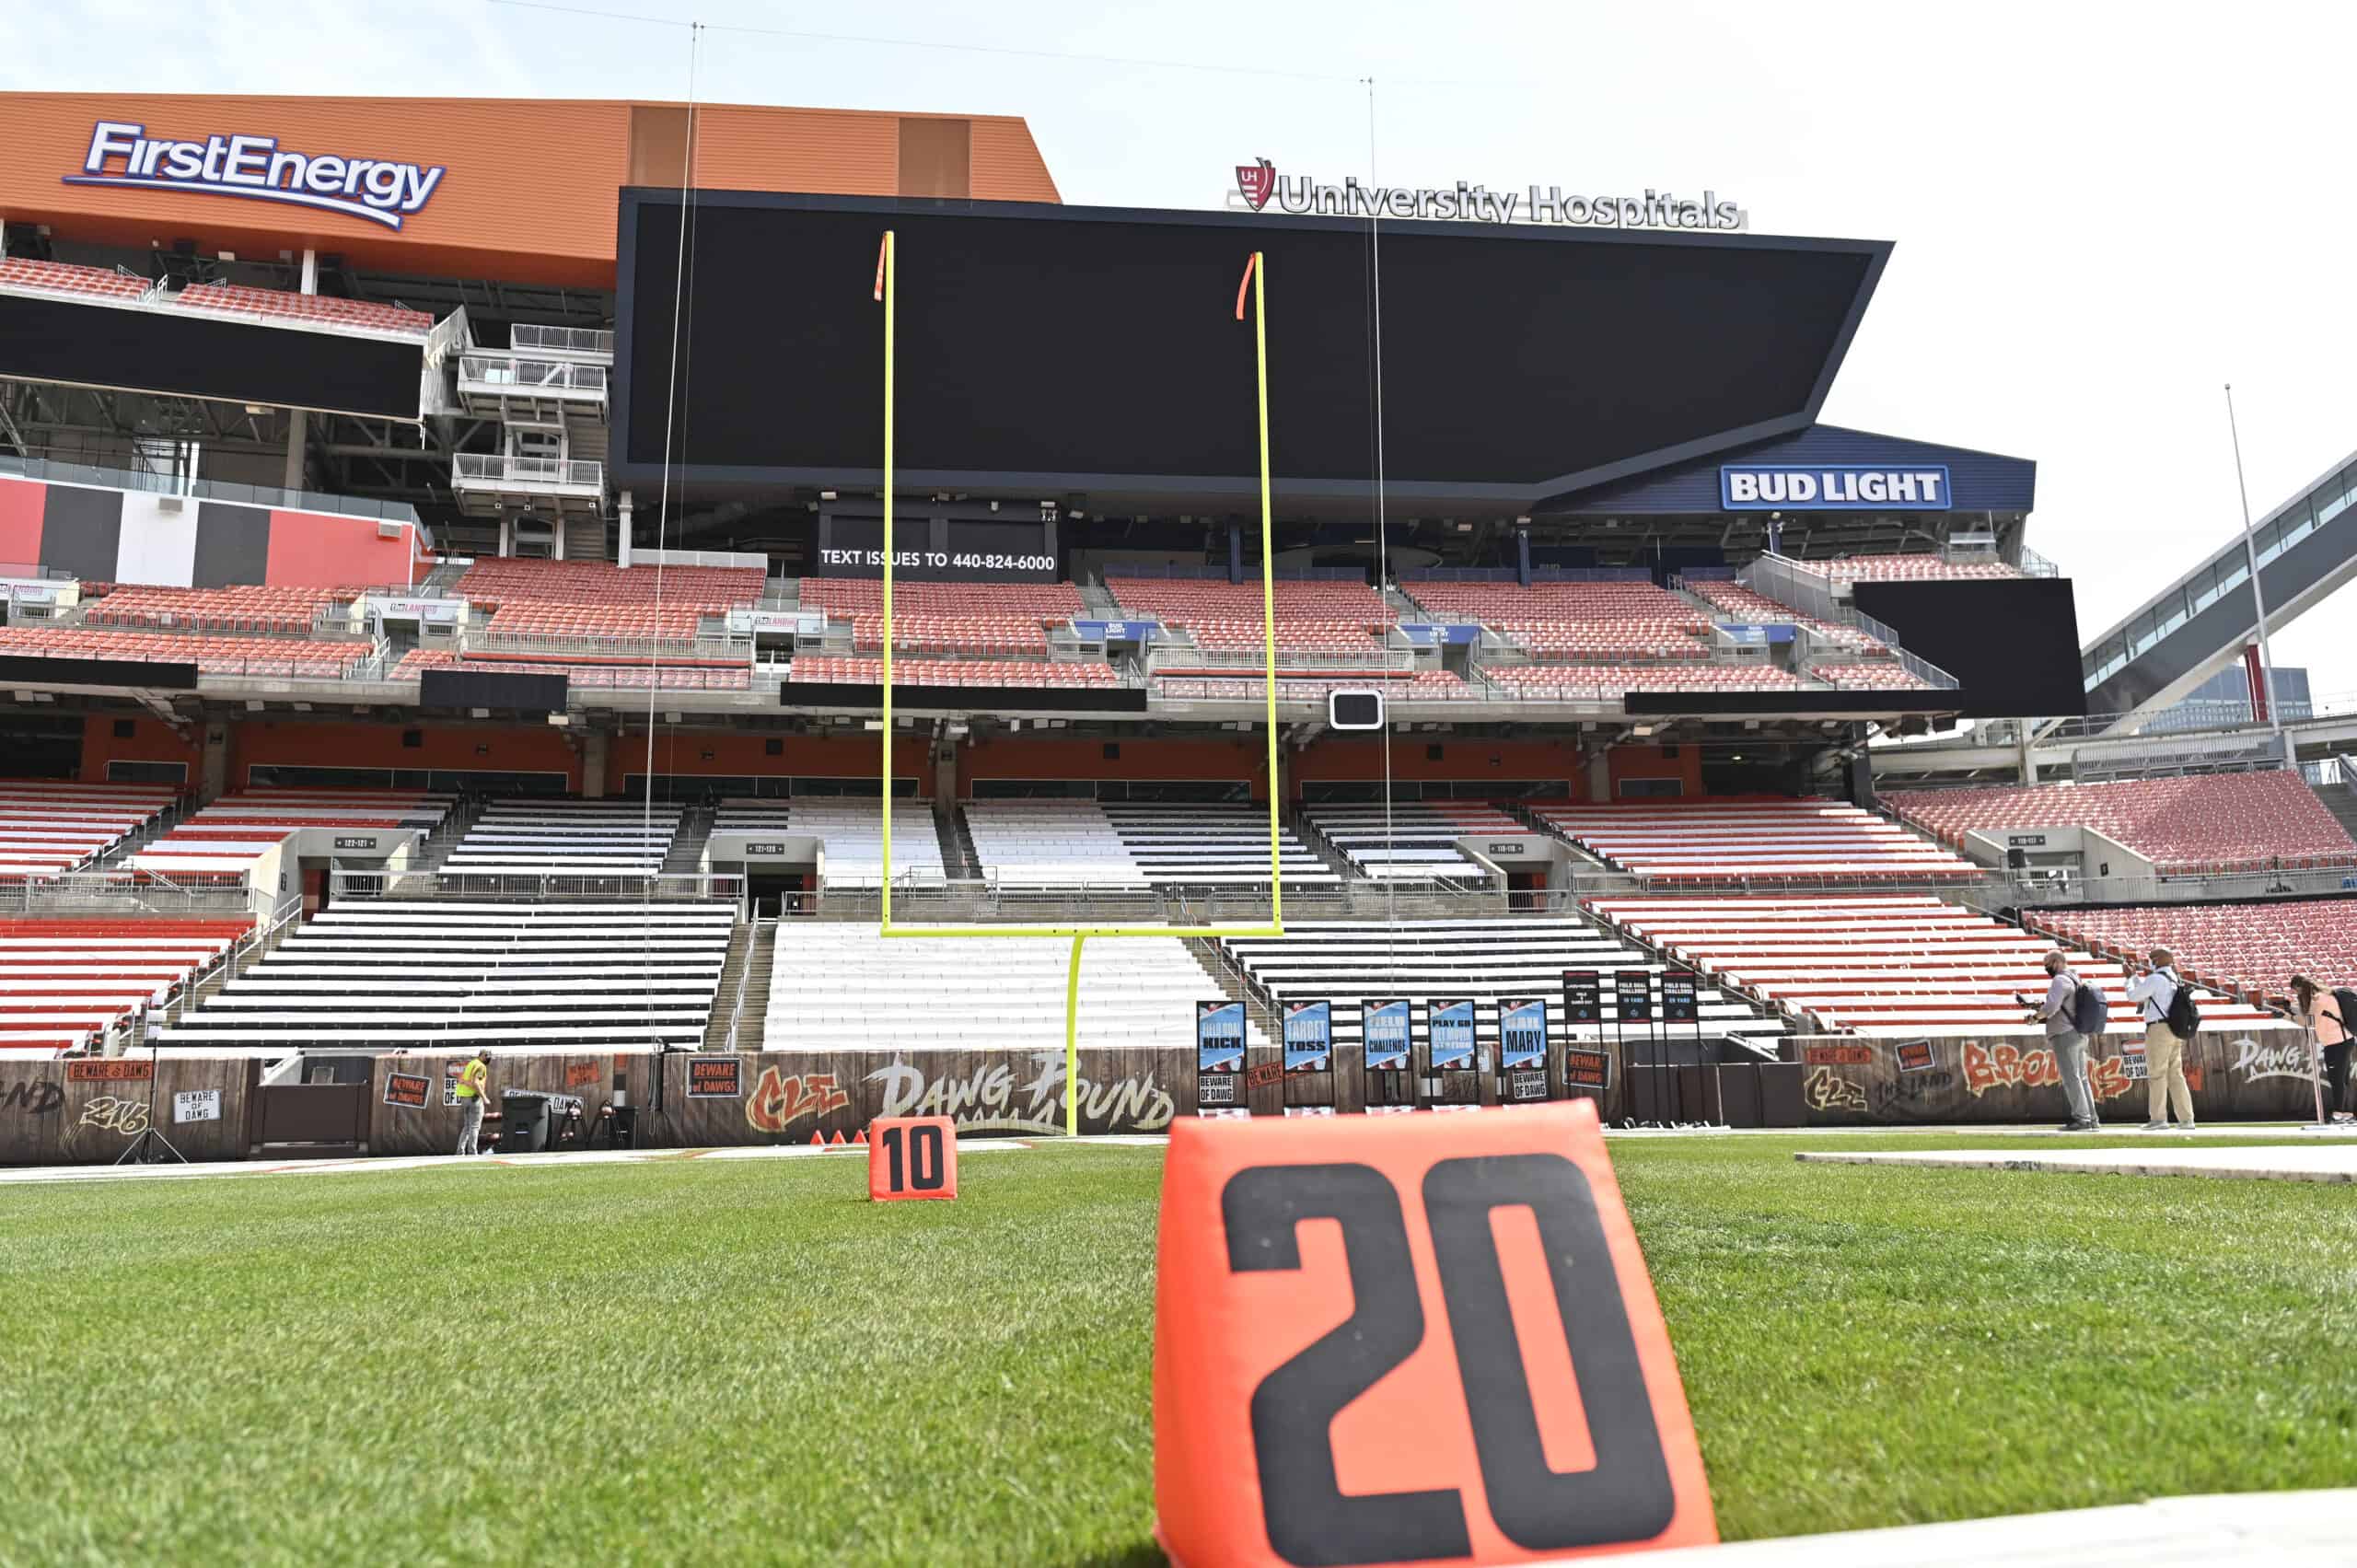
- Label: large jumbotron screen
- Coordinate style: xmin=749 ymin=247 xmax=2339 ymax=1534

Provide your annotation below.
xmin=613 ymin=191 xmax=1887 ymax=509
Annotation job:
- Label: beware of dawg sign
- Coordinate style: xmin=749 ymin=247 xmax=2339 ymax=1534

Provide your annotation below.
xmin=688 ymin=1057 xmax=744 ymax=1099
xmin=383 ymin=1073 xmax=431 ymax=1109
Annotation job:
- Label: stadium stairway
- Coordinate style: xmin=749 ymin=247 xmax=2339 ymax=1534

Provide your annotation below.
xmin=1184 ymin=934 xmax=1280 ymax=1042
xmin=1293 ymin=806 xmax=1364 ymax=886
xmin=407 ymin=797 xmax=488 ymax=873
xmin=2315 ymin=782 xmax=2357 ymax=843
xmin=1077 ymin=580 xmax=1120 ymax=614
xmin=660 ymin=802 xmax=717 ymax=876
xmin=159 ymin=910 xmax=303 ymax=1028
xmin=704 ymin=919 xmax=775 ymax=1050
xmin=946 ymin=810 xmax=985 ymax=883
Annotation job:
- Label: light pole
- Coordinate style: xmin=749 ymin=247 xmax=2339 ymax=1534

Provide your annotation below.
xmin=2224 ymin=384 xmax=2289 ymax=764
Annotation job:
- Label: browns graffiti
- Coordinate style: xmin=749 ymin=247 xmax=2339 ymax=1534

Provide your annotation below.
xmin=1962 ymin=1041 xmax=2135 ymax=1102
xmin=745 ymin=1068 xmax=850 ymax=1133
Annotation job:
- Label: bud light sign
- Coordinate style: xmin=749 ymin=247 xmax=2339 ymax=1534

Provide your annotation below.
xmin=1720 ymin=464 xmax=1951 ymax=511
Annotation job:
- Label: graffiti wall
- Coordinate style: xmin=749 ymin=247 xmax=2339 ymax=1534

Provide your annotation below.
xmin=1788 ymin=1028 xmax=2323 ymax=1125
xmin=363 ymin=1046 xmax=1190 ymax=1155
xmin=0 ymin=1058 xmax=253 ymax=1166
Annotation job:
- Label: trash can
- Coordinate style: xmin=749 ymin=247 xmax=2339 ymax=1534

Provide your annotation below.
xmin=500 ymin=1092 xmax=552 ymax=1153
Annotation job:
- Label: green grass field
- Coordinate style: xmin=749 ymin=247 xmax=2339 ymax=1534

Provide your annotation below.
xmin=6 ymin=1134 xmax=2356 ymax=1564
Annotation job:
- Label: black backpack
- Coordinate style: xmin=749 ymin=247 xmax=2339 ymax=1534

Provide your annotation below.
xmin=2070 ymin=978 xmax=2108 ymax=1037
xmin=2164 ymin=974 xmax=2200 ymax=1039
xmin=2328 ymin=988 xmax=2357 ymax=1037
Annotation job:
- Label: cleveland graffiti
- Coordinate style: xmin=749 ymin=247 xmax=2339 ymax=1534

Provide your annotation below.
xmin=745 ymin=1069 xmax=852 ymax=1134
xmin=1804 ymin=1067 xmax=1867 ymax=1113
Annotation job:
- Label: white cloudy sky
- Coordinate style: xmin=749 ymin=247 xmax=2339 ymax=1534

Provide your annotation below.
xmin=14 ymin=0 xmax=2357 ymax=699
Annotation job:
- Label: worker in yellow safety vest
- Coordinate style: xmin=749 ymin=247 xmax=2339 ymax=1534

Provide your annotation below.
xmin=454 ymin=1049 xmax=492 ymax=1156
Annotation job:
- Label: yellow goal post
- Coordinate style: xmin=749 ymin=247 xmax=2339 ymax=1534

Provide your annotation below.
xmin=868 ymin=232 xmax=1286 ymax=1132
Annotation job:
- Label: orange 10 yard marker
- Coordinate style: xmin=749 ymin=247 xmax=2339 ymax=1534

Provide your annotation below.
xmin=867 ymin=1116 xmax=958 ymax=1202
xmin=1152 ymin=1099 xmax=1713 ymax=1566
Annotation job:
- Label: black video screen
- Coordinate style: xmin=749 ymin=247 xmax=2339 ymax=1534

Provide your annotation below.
xmin=618 ymin=194 xmax=1879 ymax=498
xmin=0 ymin=294 xmax=423 ymax=420
xmin=1852 ymin=577 xmax=2087 ymax=718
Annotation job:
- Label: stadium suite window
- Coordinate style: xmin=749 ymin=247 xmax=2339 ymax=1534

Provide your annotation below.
xmin=105 ymin=760 xmax=187 ymax=784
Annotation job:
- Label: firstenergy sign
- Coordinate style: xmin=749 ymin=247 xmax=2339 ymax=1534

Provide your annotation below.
xmin=64 ymin=122 xmax=446 ymax=230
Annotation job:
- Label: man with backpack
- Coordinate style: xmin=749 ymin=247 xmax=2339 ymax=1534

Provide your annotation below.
xmin=2024 ymin=948 xmax=2104 ymax=1131
xmin=2124 ymin=947 xmax=2198 ymax=1132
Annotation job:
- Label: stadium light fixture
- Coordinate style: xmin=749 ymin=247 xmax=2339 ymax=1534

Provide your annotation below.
xmin=870 ymin=232 xmax=1287 ymax=1134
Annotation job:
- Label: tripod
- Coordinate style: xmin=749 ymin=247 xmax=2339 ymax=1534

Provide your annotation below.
xmin=114 ymin=1034 xmax=188 ymax=1167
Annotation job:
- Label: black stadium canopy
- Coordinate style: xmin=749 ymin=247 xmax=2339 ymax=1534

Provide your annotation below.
xmin=614 ymin=191 xmax=1889 ymax=518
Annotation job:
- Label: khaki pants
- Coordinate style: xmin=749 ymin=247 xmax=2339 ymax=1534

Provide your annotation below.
xmin=2145 ymin=1022 xmax=2195 ymax=1126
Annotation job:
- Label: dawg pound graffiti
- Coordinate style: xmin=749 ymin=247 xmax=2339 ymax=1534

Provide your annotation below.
xmin=1962 ymin=1041 xmax=2136 ymax=1103
xmin=2229 ymin=1035 xmax=2316 ymax=1085
xmin=867 ymin=1051 xmax=1175 ymax=1135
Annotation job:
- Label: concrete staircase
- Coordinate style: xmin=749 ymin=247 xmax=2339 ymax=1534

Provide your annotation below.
xmin=943 ymin=806 xmax=983 ymax=882
xmin=2317 ymin=783 xmax=2357 ymax=844
xmin=1384 ymin=585 xmax=1426 ymax=619
xmin=420 ymin=558 xmax=469 ymax=594
xmin=1184 ymin=935 xmax=1279 ymax=1045
xmin=661 ymin=802 xmax=716 ymax=876
xmin=1079 ymin=580 xmax=1121 ymax=614
xmin=704 ymin=919 xmax=776 ymax=1051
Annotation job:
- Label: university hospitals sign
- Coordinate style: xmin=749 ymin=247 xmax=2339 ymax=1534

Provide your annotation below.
xmin=64 ymin=122 xmax=446 ymax=230
xmin=1232 ymin=157 xmax=1747 ymax=231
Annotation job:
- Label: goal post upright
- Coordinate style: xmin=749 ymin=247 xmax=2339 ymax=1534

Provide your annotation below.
xmin=873 ymin=238 xmax=1284 ymax=1134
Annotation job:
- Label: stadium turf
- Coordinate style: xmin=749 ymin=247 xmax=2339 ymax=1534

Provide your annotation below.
xmin=6 ymin=1133 xmax=2355 ymax=1563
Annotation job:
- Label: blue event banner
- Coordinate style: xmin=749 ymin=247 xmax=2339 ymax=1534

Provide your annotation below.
xmin=1362 ymin=997 xmax=1411 ymax=1071
xmin=1429 ymin=998 xmax=1477 ymax=1071
xmin=1718 ymin=463 xmax=1952 ymax=512
xmin=1500 ymin=997 xmax=1549 ymax=1069
xmin=1283 ymin=1001 xmax=1333 ymax=1074
xmin=1197 ymin=1000 xmax=1246 ymax=1074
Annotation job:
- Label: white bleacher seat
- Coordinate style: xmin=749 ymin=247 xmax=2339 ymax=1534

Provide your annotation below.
xmin=962 ymin=801 xmax=1338 ymax=890
xmin=1220 ymin=918 xmax=1782 ymax=1054
xmin=152 ymin=901 xmax=735 ymax=1056
xmin=1587 ymin=895 xmax=2274 ymax=1038
xmin=714 ymin=796 xmax=946 ymax=889
xmin=441 ymin=800 xmax=681 ymax=876
xmin=764 ymin=923 xmax=1267 ymax=1055
xmin=1303 ymin=800 xmax=1521 ymax=885
xmin=1535 ymin=798 xmax=1979 ymax=883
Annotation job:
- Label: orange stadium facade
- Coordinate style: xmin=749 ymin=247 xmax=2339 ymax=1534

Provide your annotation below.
xmin=0 ymin=93 xmax=1061 ymax=286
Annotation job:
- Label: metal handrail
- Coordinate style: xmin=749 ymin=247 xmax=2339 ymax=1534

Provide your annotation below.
xmin=512 ymin=324 xmax=615 ymax=356
xmin=457 ymin=355 xmax=608 ymax=393
xmin=0 ymin=454 xmax=423 ymax=524
xmin=451 ymin=454 xmax=605 ymax=489
xmin=721 ymin=917 xmax=769 ymax=1052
